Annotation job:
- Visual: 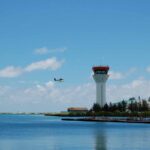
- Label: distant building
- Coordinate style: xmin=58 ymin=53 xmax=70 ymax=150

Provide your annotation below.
xmin=67 ymin=107 xmax=88 ymax=113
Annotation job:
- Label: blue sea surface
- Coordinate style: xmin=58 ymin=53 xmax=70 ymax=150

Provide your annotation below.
xmin=0 ymin=115 xmax=149 ymax=150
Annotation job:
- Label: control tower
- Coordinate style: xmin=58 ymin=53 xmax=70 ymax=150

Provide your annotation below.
xmin=92 ymin=66 xmax=109 ymax=107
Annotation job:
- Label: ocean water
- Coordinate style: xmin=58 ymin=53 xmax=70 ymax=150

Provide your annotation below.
xmin=0 ymin=115 xmax=149 ymax=150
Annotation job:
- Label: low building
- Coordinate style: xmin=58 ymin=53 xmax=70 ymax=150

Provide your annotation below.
xmin=67 ymin=107 xmax=88 ymax=113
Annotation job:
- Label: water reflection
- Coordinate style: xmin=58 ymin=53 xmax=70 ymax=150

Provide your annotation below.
xmin=94 ymin=124 xmax=107 ymax=150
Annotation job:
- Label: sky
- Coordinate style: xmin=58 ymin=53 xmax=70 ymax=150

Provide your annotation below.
xmin=0 ymin=0 xmax=150 ymax=112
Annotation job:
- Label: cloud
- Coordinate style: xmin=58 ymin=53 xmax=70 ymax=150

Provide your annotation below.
xmin=34 ymin=47 xmax=49 ymax=55
xmin=127 ymin=67 xmax=137 ymax=75
xmin=0 ymin=57 xmax=64 ymax=78
xmin=34 ymin=47 xmax=67 ymax=55
xmin=109 ymin=71 xmax=124 ymax=80
xmin=50 ymin=47 xmax=67 ymax=53
xmin=0 ymin=66 xmax=23 ymax=78
xmin=0 ymin=81 xmax=95 ymax=112
xmin=45 ymin=81 xmax=55 ymax=88
xmin=146 ymin=66 xmax=150 ymax=72
xmin=107 ymin=78 xmax=150 ymax=102
xmin=25 ymin=57 xmax=64 ymax=72
xmin=0 ymin=78 xmax=150 ymax=112
xmin=109 ymin=68 xmax=137 ymax=80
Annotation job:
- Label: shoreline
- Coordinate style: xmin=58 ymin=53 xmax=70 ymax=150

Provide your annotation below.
xmin=62 ymin=117 xmax=150 ymax=124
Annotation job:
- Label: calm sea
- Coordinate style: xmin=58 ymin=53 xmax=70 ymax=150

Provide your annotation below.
xmin=0 ymin=115 xmax=149 ymax=150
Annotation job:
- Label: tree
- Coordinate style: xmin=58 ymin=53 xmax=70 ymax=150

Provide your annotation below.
xmin=138 ymin=100 xmax=142 ymax=112
xmin=121 ymin=100 xmax=127 ymax=112
xmin=117 ymin=102 xmax=123 ymax=112
xmin=132 ymin=101 xmax=138 ymax=112
xmin=103 ymin=103 xmax=109 ymax=111
xmin=129 ymin=97 xmax=136 ymax=103
xmin=92 ymin=103 xmax=101 ymax=112
xmin=128 ymin=101 xmax=134 ymax=112
xmin=142 ymin=100 xmax=149 ymax=111
xmin=112 ymin=104 xmax=117 ymax=112
xmin=108 ymin=102 xmax=113 ymax=112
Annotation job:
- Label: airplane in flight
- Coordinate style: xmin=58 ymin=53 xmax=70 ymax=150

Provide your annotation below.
xmin=54 ymin=78 xmax=64 ymax=82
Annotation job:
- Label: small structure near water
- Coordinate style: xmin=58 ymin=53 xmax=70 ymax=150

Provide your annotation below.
xmin=67 ymin=107 xmax=88 ymax=113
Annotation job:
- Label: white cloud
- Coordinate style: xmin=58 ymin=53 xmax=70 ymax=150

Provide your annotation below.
xmin=109 ymin=71 xmax=124 ymax=80
xmin=109 ymin=68 xmax=137 ymax=80
xmin=50 ymin=47 xmax=67 ymax=53
xmin=25 ymin=57 xmax=64 ymax=72
xmin=0 ymin=81 xmax=94 ymax=112
xmin=45 ymin=81 xmax=55 ymax=88
xmin=0 ymin=78 xmax=150 ymax=112
xmin=34 ymin=47 xmax=67 ymax=55
xmin=0 ymin=66 xmax=23 ymax=78
xmin=146 ymin=66 xmax=150 ymax=72
xmin=107 ymin=78 xmax=150 ymax=102
xmin=0 ymin=57 xmax=64 ymax=78
xmin=34 ymin=47 xmax=49 ymax=55
xmin=127 ymin=67 xmax=137 ymax=75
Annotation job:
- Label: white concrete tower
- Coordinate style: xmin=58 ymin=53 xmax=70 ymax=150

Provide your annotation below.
xmin=92 ymin=66 xmax=109 ymax=107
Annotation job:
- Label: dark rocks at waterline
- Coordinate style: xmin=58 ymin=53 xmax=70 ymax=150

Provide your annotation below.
xmin=62 ymin=117 xmax=150 ymax=124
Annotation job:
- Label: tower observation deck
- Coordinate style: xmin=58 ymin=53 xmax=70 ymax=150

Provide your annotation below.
xmin=92 ymin=66 xmax=109 ymax=107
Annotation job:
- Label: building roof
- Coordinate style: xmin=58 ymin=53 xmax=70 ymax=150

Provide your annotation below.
xmin=92 ymin=66 xmax=110 ymax=72
xmin=68 ymin=107 xmax=88 ymax=111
